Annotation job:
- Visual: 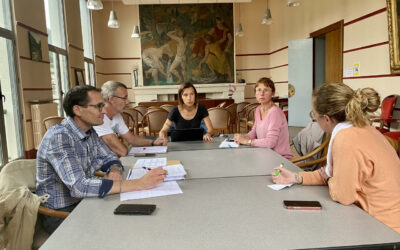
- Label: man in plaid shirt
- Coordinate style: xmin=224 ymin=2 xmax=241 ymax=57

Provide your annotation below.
xmin=36 ymin=86 xmax=167 ymax=234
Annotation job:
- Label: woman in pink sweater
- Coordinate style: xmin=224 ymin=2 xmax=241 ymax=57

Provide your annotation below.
xmin=234 ymin=77 xmax=292 ymax=159
xmin=272 ymin=83 xmax=400 ymax=234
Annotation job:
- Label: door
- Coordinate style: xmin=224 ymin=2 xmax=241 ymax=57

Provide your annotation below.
xmin=288 ymin=38 xmax=313 ymax=127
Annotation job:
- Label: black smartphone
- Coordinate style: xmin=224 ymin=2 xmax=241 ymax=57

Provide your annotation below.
xmin=227 ymin=139 xmax=235 ymax=142
xmin=114 ymin=204 xmax=156 ymax=215
xmin=134 ymin=153 xmax=156 ymax=157
xmin=283 ymin=200 xmax=322 ymax=210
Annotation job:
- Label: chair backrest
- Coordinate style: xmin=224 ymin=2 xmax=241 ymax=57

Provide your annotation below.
xmin=217 ymin=102 xmax=226 ymax=108
xmin=381 ymin=96 xmax=396 ymax=120
xmin=208 ymin=107 xmax=231 ymax=134
xmin=43 ymin=116 xmax=64 ymax=131
xmin=236 ymin=102 xmax=250 ymax=118
xmin=123 ymin=108 xmax=143 ymax=124
xmin=134 ymin=105 xmax=148 ymax=118
xmin=0 ymin=159 xmax=36 ymax=191
xmin=225 ymin=103 xmax=237 ymax=124
xmin=246 ymin=105 xmax=258 ymax=122
xmin=121 ymin=112 xmax=135 ymax=132
xmin=142 ymin=109 xmax=169 ymax=136
xmin=160 ymin=104 xmax=174 ymax=113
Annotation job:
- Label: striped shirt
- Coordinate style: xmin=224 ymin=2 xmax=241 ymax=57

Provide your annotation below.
xmin=36 ymin=117 xmax=123 ymax=209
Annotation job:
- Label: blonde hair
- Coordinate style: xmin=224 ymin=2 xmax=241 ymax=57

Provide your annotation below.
xmin=312 ymin=83 xmax=380 ymax=127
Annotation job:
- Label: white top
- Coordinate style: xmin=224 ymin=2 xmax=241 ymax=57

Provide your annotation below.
xmin=93 ymin=113 xmax=129 ymax=137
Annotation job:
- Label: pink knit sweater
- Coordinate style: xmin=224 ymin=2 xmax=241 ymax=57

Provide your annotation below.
xmin=247 ymin=105 xmax=293 ymax=159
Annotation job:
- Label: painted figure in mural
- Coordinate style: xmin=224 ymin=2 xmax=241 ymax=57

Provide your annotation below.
xmin=142 ymin=43 xmax=173 ymax=84
xmin=197 ymin=35 xmax=233 ymax=82
xmin=208 ymin=16 xmax=233 ymax=52
xmin=167 ymin=28 xmax=188 ymax=83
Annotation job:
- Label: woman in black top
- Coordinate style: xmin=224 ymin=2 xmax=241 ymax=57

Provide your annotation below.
xmin=159 ymin=82 xmax=214 ymax=141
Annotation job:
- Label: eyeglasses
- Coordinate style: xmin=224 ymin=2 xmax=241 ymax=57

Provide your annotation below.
xmin=255 ymin=88 xmax=271 ymax=94
xmin=309 ymin=111 xmax=322 ymax=120
xmin=112 ymin=95 xmax=128 ymax=101
xmin=85 ymin=103 xmax=105 ymax=111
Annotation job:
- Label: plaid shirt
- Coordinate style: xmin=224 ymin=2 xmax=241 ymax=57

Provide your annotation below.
xmin=36 ymin=117 xmax=123 ymax=210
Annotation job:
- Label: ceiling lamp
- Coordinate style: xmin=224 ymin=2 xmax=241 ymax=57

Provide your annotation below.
xmin=287 ymin=0 xmax=300 ymax=7
xmin=235 ymin=4 xmax=244 ymax=37
xmin=107 ymin=0 xmax=119 ymax=28
xmin=261 ymin=9 xmax=272 ymax=25
xmin=131 ymin=25 xmax=140 ymax=38
xmin=87 ymin=0 xmax=103 ymax=10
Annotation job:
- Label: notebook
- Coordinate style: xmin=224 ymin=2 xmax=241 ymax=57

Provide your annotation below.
xmin=170 ymin=128 xmax=204 ymax=142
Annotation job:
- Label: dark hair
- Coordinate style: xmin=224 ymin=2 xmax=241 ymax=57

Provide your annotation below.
xmin=255 ymin=77 xmax=275 ymax=93
xmin=178 ymin=82 xmax=197 ymax=106
xmin=63 ymin=85 xmax=100 ymax=118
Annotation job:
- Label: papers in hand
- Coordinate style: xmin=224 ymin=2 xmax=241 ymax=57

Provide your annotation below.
xmin=134 ymin=158 xmax=167 ymax=169
xmin=267 ymin=183 xmax=294 ymax=191
xmin=219 ymin=139 xmax=239 ymax=148
xmin=128 ymin=146 xmax=167 ymax=156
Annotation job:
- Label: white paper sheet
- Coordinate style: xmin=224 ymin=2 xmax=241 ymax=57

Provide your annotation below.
xmin=120 ymin=181 xmax=182 ymax=201
xmin=219 ymin=139 xmax=239 ymax=148
xmin=127 ymin=165 xmax=186 ymax=181
xmin=128 ymin=146 xmax=168 ymax=155
xmin=267 ymin=183 xmax=294 ymax=191
xmin=134 ymin=158 xmax=167 ymax=169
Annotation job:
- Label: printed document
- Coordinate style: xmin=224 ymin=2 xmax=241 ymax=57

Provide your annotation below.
xmin=134 ymin=158 xmax=167 ymax=168
xmin=128 ymin=146 xmax=167 ymax=155
xmin=219 ymin=139 xmax=239 ymax=148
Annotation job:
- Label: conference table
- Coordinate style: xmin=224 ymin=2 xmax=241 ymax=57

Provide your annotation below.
xmin=40 ymin=139 xmax=400 ymax=250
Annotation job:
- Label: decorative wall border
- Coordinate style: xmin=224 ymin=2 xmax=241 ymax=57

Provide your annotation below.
xmin=96 ymin=55 xmax=141 ymax=60
xmin=20 ymin=56 xmax=50 ymax=64
xmin=16 ymin=22 xmax=47 ymax=36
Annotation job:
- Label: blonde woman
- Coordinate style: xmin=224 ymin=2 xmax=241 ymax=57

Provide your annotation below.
xmin=273 ymin=83 xmax=400 ymax=234
xmin=234 ymin=77 xmax=292 ymax=159
xmin=159 ymin=82 xmax=214 ymax=142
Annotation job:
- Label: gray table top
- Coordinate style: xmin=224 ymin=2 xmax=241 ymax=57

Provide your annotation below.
xmin=167 ymin=135 xmax=250 ymax=152
xmin=121 ymin=147 xmax=297 ymax=179
xmin=41 ymin=176 xmax=400 ymax=250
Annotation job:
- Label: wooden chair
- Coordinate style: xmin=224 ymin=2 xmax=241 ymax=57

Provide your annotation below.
xmin=134 ymin=105 xmax=148 ymax=118
xmin=142 ymin=109 xmax=169 ymax=136
xmin=290 ymin=134 xmax=331 ymax=169
xmin=160 ymin=104 xmax=174 ymax=113
xmin=225 ymin=103 xmax=237 ymax=133
xmin=238 ymin=103 xmax=259 ymax=133
xmin=208 ymin=107 xmax=231 ymax=134
xmin=122 ymin=108 xmax=143 ymax=135
xmin=43 ymin=116 xmax=64 ymax=131
xmin=374 ymin=95 xmax=399 ymax=133
xmin=121 ymin=112 xmax=136 ymax=135
xmin=246 ymin=105 xmax=258 ymax=132
xmin=217 ymin=102 xmax=226 ymax=108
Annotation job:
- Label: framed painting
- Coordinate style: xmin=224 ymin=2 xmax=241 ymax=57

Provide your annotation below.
xmin=28 ymin=31 xmax=42 ymax=61
xmin=387 ymin=0 xmax=400 ymax=74
xmin=139 ymin=3 xmax=234 ymax=86
xmin=75 ymin=69 xmax=85 ymax=86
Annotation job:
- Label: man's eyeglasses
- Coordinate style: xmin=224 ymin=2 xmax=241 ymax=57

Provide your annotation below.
xmin=85 ymin=103 xmax=105 ymax=111
xmin=112 ymin=95 xmax=128 ymax=101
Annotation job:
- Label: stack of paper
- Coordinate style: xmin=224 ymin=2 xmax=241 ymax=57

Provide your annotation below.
xmin=128 ymin=146 xmax=168 ymax=156
xmin=219 ymin=139 xmax=239 ymax=148
xmin=131 ymin=158 xmax=186 ymax=181
xmin=134 ymin=158 xmax=167 ymax=168
xmin=163 ymin=164 xmax=187 ymax=181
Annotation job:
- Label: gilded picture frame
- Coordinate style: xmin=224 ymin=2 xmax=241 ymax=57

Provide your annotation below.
xmin=387 ymin=0 xmax=400 ymax=74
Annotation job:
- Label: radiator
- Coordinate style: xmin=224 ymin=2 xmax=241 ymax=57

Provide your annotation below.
xmin=31 ymin=103 xmax=58 ymax=149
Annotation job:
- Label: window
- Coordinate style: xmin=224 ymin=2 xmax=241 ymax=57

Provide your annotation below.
xmin=80 ymin=0 xmax=96 ymax=86
xmin=44 ymin=0 xmax=69 ymax=115
xmin=0 ymin=0 xmax=24 ymax=166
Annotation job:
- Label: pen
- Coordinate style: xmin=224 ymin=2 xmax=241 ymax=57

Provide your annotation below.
xmin=127 ymin=169 xmax=132 ymax=179
xmin=275 ymin=163 xmax=284 ymax=176
xmin=142 ymin=167 xmax=152 ymax=171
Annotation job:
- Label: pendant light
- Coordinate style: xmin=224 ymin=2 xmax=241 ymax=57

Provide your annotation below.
xmin=261 ymin=0 xmax=272 ymax=25
xmin=107 ymin=0 xmax=119 ymax=28
xmin=131 ymin=25 xmax=140 ymax=38
xmin=287 ymin=0 xmax=300 ymax=7
xmin=87 ymin=0 xmax=103 ymax=10
xmin=235 ymin=4 xmax=244 ymax=37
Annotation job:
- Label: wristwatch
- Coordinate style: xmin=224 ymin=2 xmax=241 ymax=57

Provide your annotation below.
xmin=248 ymin=139 xmax=252 ymax=146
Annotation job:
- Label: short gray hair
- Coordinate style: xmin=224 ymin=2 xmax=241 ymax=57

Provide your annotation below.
xmin=101 ymin=81 xmax=127 ymax=101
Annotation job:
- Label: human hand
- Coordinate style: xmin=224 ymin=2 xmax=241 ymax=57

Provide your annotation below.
xmin=271 ymin=167 xmax=297 ymax=185
xmin=154 ymin=137 xmax=168 ymax=146
xmin=138 ymin=167 xmax=167 ymax=190
xmin=203 ymin=133 xmax=214 ymax=142
xmin=234 ymin=134 xmax=248 ymax=145
xmin=106 ymin=167 xmax=123 ymax=181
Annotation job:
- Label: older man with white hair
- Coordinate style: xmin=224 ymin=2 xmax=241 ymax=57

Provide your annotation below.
xmin=94 ymin=81 xmax=167 ymax=157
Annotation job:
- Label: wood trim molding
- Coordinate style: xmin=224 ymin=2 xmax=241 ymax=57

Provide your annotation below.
xmin=16 ymin=22 xmax=47 ymax=36
xmin=236 ymin=46 xmax=288 ymax=57
xmin=68 ymin=43 xmax=84 ymax=52
xmin=20 ymin=56 xmax=50 ymax=64
xmin=343 ymin=73 xmax=400 ymax=80
xmin=236 ymin=64 xmax=288 ymax=72
xmin=95 ymin=55 xmax=141 ymax=60
xmin=344 ymin=7 xmax=387 ymax=27
xmin=23 ymin=88 xmax=53 ymax=91
xmin=343 ymin=41 xmax=389 ymax=53
xmin=71 ymin=66 xmax=85 ymax=71
xmin=310 ymin=20 xmax=344 ymax=38
xmin=96 ymin=72 xmax=131 ymax=75
xmin=25 ymin=149 xmax=37 ymax=159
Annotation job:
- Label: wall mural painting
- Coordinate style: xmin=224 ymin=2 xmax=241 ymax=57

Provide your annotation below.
xmin=139 ymin=3 xmax=234 ymax=86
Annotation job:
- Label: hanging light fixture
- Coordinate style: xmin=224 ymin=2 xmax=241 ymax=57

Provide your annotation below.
xmin=107 ymin=0 xmax=119 ymax=28
xmin=87 ymin=0 xmax=103 ymax=10
xmin=261 ymin=0 xmax=272 ymax=25
xmin=287 ymin=0 xmax=300 ymax=7
xmin=131 ymin=25 xmax=140 ymax=38
xmin=235 ymin=4 xmax=244 ymax=37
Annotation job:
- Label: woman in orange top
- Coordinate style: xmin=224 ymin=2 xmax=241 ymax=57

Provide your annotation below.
xmin=273 ymin=83 xmax=400 ymax=234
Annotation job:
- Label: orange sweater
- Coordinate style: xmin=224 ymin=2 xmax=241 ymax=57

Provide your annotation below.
xmin=301 ymin=126 xmax=400 ymax=234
